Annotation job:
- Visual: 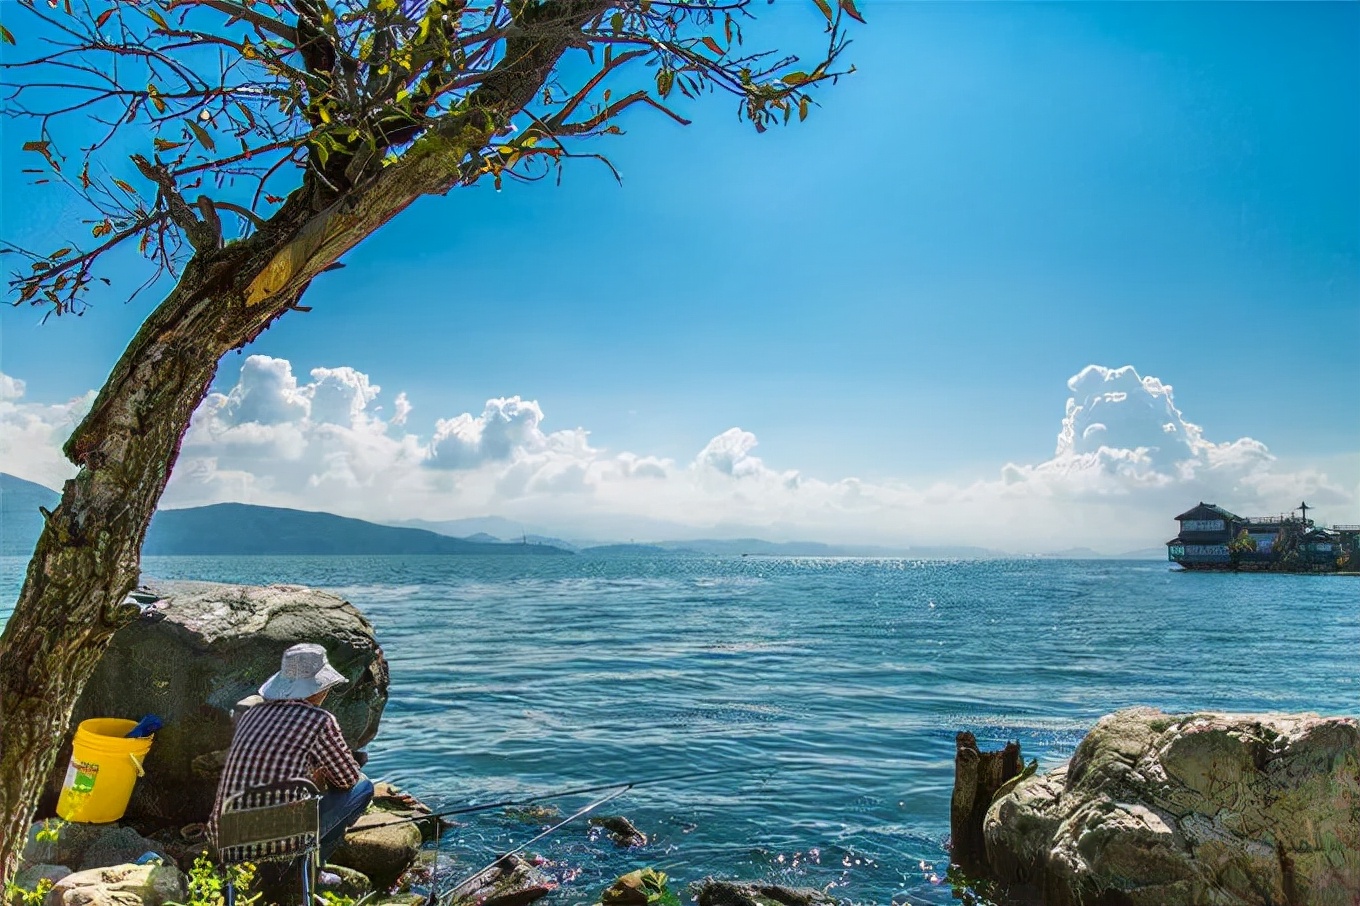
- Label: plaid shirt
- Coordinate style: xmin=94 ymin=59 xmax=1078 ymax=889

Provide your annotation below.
xmin=210 ymin=699 xmax=360 ymax=845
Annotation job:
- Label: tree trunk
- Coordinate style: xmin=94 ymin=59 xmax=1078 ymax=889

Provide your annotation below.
xmin=950 ymin=731 xmax=1022 ymax=875
xmin=0 ymin=6 xmax=597 ymax=880
xmin=0 ymin=244 xmax=306 ymax=884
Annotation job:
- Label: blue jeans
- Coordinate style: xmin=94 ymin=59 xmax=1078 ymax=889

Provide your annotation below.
xmin=319 ymin=776 xmax=374 ymax=862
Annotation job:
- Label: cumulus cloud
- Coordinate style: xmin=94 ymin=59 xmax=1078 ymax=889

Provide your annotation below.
xmin=429 ymin=397 xmax=548 ymax=470
xmin=4 ymin=359 xmax=1353 ymax=553
xmin=0 ymin=375 xmax=93 ymax=489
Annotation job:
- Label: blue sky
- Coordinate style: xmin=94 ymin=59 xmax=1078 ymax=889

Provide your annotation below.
xmin=2 ymin=2 xmax=1357 ymax=548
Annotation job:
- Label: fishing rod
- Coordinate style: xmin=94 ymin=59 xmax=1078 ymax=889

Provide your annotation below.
xmin=429 ymin=785 xmax=631 ymax=906
xmin=366 ymin=764 xmax=768 ymax=830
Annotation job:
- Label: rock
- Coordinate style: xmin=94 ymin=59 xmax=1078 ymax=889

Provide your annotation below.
xmin=75 ymin=827 xmax=169 ymax=872
xmin=693 ymin=879 xmax=840 ymax=906
xmin=589 ymin=815 xmax=647 ymax=848
xmin=41 ymin=581 xmax=389 ymax=828
xmin=600 ymin=868 xmax=672 ymax=906
xmin=448 ymin=853 xmax=553 ymax=906
xmin=982 ymin=708 xmax=1360 ymax=906
xmin=14 ymin=865 xmax=72 ymax=890
xmin=371 ymin=781 xmax=451 ymax=843
xmin=21 ymin=822 xmax=107 ymax=871
xmin=43 ymin=864 xmax=187 ymax=906
xmin=318 ymin=864 xmax=373 ymax=900
xmin=329 ymin=812 xmax=423 ymax=891
xmin=502 ymin=804 xmax=560 ymax=824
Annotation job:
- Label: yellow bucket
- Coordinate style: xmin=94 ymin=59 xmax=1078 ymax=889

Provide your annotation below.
xmin=56 ymin=718 xmax=154 ymax=823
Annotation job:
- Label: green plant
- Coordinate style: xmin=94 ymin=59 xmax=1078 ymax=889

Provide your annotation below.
xmin=600 ymin=868 xmax=679 ymax=906
xmin=318 ymin=892 xmax=355 ymax=906
xmin=945 ymin=864 xmax=1001 ymax=906
xmin=33 ymin=820 xmax=64 ymax=844
xmin=166 ymin=853 xmax=258 ymax=906
xmin=4 ymin=877 xmax=54 ymax=906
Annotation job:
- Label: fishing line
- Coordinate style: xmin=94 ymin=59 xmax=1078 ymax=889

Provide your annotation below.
xmin=430 ymin=785 xmax=630 ymax=906
xmin=367 ymin=764 xmax=770 ymax=830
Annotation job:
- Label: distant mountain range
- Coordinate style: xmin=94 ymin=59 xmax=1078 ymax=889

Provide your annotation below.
xmin=0 ymin=474 xmax=567 ymax=557
xmin=1 ymin=473 xmax=1166 ymax=559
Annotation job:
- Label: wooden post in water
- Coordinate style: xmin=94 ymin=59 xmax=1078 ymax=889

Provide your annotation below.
xmin=950 ymin=731 xmax=1022 ymax=874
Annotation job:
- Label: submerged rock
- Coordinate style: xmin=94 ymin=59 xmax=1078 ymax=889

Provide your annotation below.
xmin=42 ymin=580 xmax=389 ymax=828
xmin=448 ymin=852 xmax=554 ymax=906
xmin=589 ymin=815 xmax=647 ymax=848
xmin=693 ymin=879 xmax=840 ymax=906
xmin=982 ymin=707 xmax=1360 ymax=906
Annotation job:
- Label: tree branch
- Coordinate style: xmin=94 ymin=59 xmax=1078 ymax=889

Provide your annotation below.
xmin=131 ymin=154 xmax=222 ymax=252
xmin=166 ymin=0 xmax=301 ymax=45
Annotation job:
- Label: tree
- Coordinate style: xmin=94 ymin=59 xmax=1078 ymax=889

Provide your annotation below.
xmin=0 ymin=0 xmax=858 ymax=882
xmin=1226 ymin=528 xmax=1256 ymax=569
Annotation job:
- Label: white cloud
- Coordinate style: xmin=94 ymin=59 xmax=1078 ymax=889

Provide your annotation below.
xmin=0 ymin=376 xmax=93 ymax=490
xmin=3 ymin=360 xmax=1353 ymax=554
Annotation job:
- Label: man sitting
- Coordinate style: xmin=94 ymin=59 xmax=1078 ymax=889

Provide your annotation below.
xmin=211 ymin=643 xmax=374 ymax=878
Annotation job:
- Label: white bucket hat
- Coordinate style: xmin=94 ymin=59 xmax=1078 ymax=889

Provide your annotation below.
xmin=260 ymin=643 xmax=346 ymax=701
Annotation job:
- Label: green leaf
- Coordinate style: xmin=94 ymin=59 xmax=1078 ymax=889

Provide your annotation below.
xmin=186 ymin=120 xmax=216 ymax=152
xmin=783 ymin=71 xmax=809 ymax=86
xmin=0 ymin=24 xmax=15 ymax=45
xmin=50 ymin=247 xmax=72 ymax=259
xmin=610 ymin=12 xmax=623 ymax=32
xmin=656 ymin=69 xmax=674 ymax=99
xmin=811 ymin=0 xmax=833 ymax=23
xmin=798 ymin=96 xmax=810 ymax=121
xmin=146 ymin=7 xmax=168 ymax=30
xmin=153 ymin=137 xmax=187 ymax=152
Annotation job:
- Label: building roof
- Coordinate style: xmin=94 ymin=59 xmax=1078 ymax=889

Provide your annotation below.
xmin=1174 ymin=502 xmax=1241 ymax=522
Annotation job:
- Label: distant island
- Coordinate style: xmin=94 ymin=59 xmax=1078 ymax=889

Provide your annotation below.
xmin=1 ymin=473 xmax=1165 ymax=560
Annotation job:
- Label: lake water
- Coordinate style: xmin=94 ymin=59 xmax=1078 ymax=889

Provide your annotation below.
xmin=2 ymin=556 xmax=1356 ymax=905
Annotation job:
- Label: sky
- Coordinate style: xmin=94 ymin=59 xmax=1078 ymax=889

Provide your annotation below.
xmin=2 ymin=2 xmax=1358 ymax=553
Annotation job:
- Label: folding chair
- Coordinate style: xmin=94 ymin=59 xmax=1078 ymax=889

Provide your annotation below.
xmin=217 ymin=779 xmax=322 ymax=906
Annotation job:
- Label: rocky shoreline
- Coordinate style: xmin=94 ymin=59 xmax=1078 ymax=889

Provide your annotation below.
xmin=951 ymin=709 xmax=1360 ymax=906
xmin=12 ymin=581 xmax=1358 ymax=906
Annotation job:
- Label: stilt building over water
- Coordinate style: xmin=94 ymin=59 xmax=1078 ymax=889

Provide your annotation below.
xmin=1167 ymin=501 xmax=1360 ymax=572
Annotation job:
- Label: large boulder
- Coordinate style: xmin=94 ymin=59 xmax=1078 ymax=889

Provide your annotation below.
xmin=982 ymin=708 xmax=1360 ymax=906
xmin=43 ymin=581 xmax=388 ymax=828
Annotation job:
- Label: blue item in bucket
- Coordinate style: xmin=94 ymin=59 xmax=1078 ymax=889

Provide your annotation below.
xmin=124 ymin=715 xmax=162 ymax=738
